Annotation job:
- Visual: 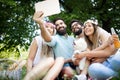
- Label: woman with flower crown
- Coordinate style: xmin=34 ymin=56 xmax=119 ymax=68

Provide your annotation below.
xmin=74 ymin=19 xmax=120 ymax=80
xmin=24 ymin=21 xmax=64 ymax=80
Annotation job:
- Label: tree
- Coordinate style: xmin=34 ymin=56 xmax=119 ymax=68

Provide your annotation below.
xmin=0 ymin=0 xmax=39 ymax=52
xmin=0 ymin=0 xmax=120 ymax=55
xmin=50 ymin=0 xmax=120 ymax=33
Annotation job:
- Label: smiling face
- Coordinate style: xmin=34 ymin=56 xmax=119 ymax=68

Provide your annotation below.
xmin=71 ymin=22 xmax=83 ymax=35
xmin=84 ymin=22 xmax=95 ymax=37
xmin=45 ymin=22 xmax=55 ymax=35
xmin=84 ymin=20 xmax=99 ymax=49
xmin=54 ymin=19 xmax=67 ymax=35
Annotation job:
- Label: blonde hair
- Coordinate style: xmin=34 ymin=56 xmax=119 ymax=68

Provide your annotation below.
xmin=40 ymin=22 xmax=56 ymax=57
xmin=41 ymin=41 xmax=53 ymax=57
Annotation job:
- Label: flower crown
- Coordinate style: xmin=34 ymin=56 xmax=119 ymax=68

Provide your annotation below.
xmin=84 ymin=19 xmax=98 ymax=26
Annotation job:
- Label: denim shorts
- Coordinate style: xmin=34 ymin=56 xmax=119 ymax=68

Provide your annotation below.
xmin=63 ymin=62 xmax=76 ymax=69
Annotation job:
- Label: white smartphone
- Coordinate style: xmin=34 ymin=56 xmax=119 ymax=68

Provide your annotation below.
xmin=35 ymin=0 xmax=61 ymax=17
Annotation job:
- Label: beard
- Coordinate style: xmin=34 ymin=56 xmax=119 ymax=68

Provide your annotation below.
xmin=73 ymin=28 xmax=82 ymax=36
xmin=57 ymin=27 xmax=67 ymax=35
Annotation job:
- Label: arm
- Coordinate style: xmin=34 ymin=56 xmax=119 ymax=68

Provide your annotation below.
xmin=81 ymin=59 xmax=90 ymax=75
xmin=27 ymin=39 xmax=38 ymax=73
xmin=93 ymin=37 xmax=112 ymax=51
xmin=74 ymin=44 xmax=115 ymax=59
xmin=90 ymin=34 xmax=119 ymax=58
xmin=93 ymin=42 xmax=109 ymax=51
xmin=43 ymin=57 xmax=64 ymax=80
xmin=87 ymin=44 xmax=115 ymax=58
xmin=64 ymin=58 xmax=73 ymax=63
xmin=33 ymin=11 xmax=52 ymax=42
xmin=91 ymin=57 xmax=107 ymax=63
xmin=94 ymin=27 xmax=111 ymax=51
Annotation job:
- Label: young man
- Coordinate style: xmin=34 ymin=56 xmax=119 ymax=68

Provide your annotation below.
xmin=33 ymin=11 xmax=75 ymax=79
xmin=70 ymin=19 xmax=90 ymax=80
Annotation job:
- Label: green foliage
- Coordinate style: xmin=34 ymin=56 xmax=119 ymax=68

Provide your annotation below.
xmin=0 ymin=0 xmax=120 ymax=58
xmin=21 ymin=66 xmax=27 ymax=80
xmin=0 ymin=45 xmax=28 ymax=60
xmin=58 ymin=0 xmax=120 ymax=33
xmin=110 ymin=71 xmax=120 ymax=80
xmin=0 ymin=49 xmax=19 ymax=59
xmin=49 ymin=0 xmax=120 ymax=35
xmin=0 ymin=0 xmax=37 ymax=52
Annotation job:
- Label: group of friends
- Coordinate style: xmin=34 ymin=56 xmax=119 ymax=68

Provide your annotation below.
xmin=24 ymin=11 xmax=120 ymax=80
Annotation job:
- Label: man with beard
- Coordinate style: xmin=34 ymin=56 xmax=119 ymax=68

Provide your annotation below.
xmin=33 ymin=11 xmax=75 ymax=79
xmin=70 ymin=19 xmax=90 ymax=80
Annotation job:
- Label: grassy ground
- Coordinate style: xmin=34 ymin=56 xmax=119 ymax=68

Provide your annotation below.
xmin=21 ymin=66 xmax=27 ymax=80
xmin=21 ymin=66 xmax=120 ymax=80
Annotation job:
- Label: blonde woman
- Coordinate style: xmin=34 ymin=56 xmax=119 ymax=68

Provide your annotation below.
xmin=24 ymin=22 xmax=64 ymax=80
xmin=74 ymin=19 xmax=120 ymax=80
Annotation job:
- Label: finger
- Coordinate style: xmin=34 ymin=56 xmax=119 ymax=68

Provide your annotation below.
xmin=74 ymin=54 xmax=78 ymax=58
xmin=39 ymin=11 xmax=44 ymax=17
xmin=34 ymin=11 xmax=44 ymax=18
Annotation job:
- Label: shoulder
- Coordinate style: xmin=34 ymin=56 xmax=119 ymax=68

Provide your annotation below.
xmin=97 ymin=27 xmax=111 ymax=38
xmin=97 ymin=27 xmax=111 ymax=44
xmin=34 ymin=36 xmax=43 ymax=45
xmin=97 ymin=27 xmax=110 ymax=35
xmin=68 ymin=35 xmax=75 ymax=40
xmin=35 ymin=36 xmax=42 ymax=40
xmin=52 ymin=34 xmax=64 ymax=40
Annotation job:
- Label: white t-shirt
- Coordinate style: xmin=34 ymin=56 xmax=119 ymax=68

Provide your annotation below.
xmin=73 ymin=37 xmax=87 ymax=70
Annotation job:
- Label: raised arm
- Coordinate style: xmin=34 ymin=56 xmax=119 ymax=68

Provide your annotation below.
xmin=33 ymin=11 xmax=52 ymax=42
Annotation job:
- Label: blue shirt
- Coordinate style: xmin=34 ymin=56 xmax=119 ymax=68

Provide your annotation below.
xmin=47 ymin=34 xmax=74 ymax=59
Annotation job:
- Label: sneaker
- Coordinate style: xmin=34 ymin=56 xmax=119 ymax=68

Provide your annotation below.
xmin=72 ymin=75 xmax=79 ymax=80
xmin=72 ymin=74 xmax=87 ymax=80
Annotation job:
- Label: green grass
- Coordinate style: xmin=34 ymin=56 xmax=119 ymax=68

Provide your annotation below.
xmin=21 ymin=66 xmax=27 ymax=80
xmin=0 ymin=51 xmax=28 ymax=79
xmin=111 ymin=71 xmax=120 ymax=80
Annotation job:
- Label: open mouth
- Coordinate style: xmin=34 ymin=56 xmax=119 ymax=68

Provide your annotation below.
xmin=59 ymin=27 xmax=64 ymax=30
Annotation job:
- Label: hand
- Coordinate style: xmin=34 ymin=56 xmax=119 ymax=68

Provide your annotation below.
xmin=112 ymin=34 xmax=119 ymax=41
xmin=74 ymin=51 xmax=87 ymax=59
xmin=86 ymin=53 xmax=93 ymax=59
xmin=74 ymin=53 xmax=82 ymax=59
xmin=85 ymin=50 xmax=93 ymax=59
xmin=73 ymin=59 xmax=80 ymax=66
xmin=107 ymin=36 xmax=114 ymax=45
xmin=33 ymin=11 xmax=44 ymax=24
xmin=64 ymin=58 xmax=72 ymax=63
xmin=107 ymin=34 xmax=119 ymax=45
xmin=91 ymin=57 xmax=107 ymax=63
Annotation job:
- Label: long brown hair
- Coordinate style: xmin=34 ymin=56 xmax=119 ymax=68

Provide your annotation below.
xmin=84 ymin=24 xmax=99 ymax=50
